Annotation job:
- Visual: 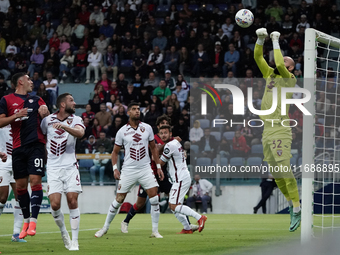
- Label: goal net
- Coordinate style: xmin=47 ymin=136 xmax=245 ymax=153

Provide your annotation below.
xmin=301 ymin=28 xmax=340 ymax=242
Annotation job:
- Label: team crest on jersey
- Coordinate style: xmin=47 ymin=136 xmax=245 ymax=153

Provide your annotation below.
xmin=277 ymin=149 xmax=283 ymax=156
xmin=67 ymin=119 xmax=73 ymax=125
xmin=29 ymin=99 xmax=34 ymax=103
xmin=140 ymin=126 xmax=145 ymax=132
xmin=0 ymin=176 xmax=2 ymax=184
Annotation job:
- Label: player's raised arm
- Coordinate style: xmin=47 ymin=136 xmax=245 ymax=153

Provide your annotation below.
xmin=149 ymin=140 xmax=164 ymax=181
xmin=254 ymin=28 xmax=272 ymax=78
xmin=270 ymin=31 xmax=294 ymax=79
xmin=111 ymin=144 xmax=121 ymax=180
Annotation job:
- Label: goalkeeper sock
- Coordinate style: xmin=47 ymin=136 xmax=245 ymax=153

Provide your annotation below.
xmin=70 ymin=208 xmax=80 ymax=241
xmin=285 ymin=177 xmax=300 ymax=209
xmin=13 ymin=201 xmax=23 ymax=235
xmin=124 ymin=203 xmax=138 ymax=224
xmin=31 ymin=184 xmax=43 ymax=219
xmin=52 ymin=209 xmax=67 ymax=233
xmin=17 ymin=188 xmax=31 ymax=219
xmin=288 ymin=200 xmax=293 ymax=207
xmin=104 ymin=200 xmax=122 ymax=229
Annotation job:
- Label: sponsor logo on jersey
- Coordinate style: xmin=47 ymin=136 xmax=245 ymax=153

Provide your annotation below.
xmin=132 ymin=133 xmax=142 ymax=143
xmin=140 ymin=126 xmax=145 ymax=132
xmin=124 ymin=131 xmax=135 ymax=136
xmin=277 ymin=149 xmax=283 ymax=156
xmin=12 ymin=103 xmax=18 ymax=106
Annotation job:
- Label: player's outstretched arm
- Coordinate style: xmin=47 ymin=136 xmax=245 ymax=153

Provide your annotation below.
xmin=254 ymin=28 xmax=272 ymax=78
xmin=149 ymin=140 xmax=164 ymax=181
xmin=270 ymin=31 xmax=291 ymax=79
xmin=52 ymin=123 xmax=85 ymax=138
xmin=111 ymin=144 xmax=121 ymax=180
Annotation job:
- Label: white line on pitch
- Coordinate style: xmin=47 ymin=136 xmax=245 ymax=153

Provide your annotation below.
xmin=0 ymin=228 xmax=99 ymax=237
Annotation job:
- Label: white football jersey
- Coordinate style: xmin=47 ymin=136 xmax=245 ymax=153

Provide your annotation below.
xmin=0 ymin=125 xmax=12 ymax=170
xmin=115 ymin=122 xmax=154 ymax=170
xmin=160 ymin=139 xmax=190 ymax=183
xmin=41 ymin=113 xmax=85 ymax=169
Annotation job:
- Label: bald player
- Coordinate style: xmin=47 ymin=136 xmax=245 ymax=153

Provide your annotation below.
xmin=254 ymin=28 xmax=301 ymax=232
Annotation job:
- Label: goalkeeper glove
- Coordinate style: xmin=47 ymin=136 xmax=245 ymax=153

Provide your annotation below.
xmin=256 ymin=28 xmax=268 ymax=45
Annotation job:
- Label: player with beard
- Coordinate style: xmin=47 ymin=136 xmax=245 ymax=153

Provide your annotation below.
xmin=159 ymin=125 xmax=207 ymax=234
xmin=254 ymin=28 xmax=300 ymax=231
xmin=120 ymin=115 xmax=199 ymax=233
xmin=40 ymin=93 xmax=85 ymax=250
xmin=95 ymin=103 xmax=165 ymax=238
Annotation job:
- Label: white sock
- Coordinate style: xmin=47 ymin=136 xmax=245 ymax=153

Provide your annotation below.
xmin=104 ymin=200 xmax=122 ymax=229
xmin=288 ymin=200 xmax=293 ymax=207
xmin=69 ymin=208 xmax=80 ymax=241
xmin=293 ymin=207 xmax=301 ymax=213
xmin=51 ymin=209 xmax=67 ymax=233
xmin=175 ymin=205 xmax=201 ymax=221
xmin=149 ymin=196 xmax=160 ymax=233
xmin=175 ymin=212 xmax=191 ymax=230
xmin=13 ymin=201 xmax=23 ymax=235
xmin=0 ymin=202 xmax=4 ymax=215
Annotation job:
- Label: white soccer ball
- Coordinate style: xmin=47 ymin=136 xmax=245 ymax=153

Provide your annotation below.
xmin=235 ymin=9 xmax=254 ymax=28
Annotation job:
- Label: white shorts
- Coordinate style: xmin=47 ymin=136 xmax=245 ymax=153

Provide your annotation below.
xmin=117 ymin=165 xmax=159 ymax=194
xmin=47 ymin=165 xmax=82 ymax=196
xmin=0 ymin=169 xmax=15 ymax=187
xmin=169 ymin=179 xmax=191 ymax=205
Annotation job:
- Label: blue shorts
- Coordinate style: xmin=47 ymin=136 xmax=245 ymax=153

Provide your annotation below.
xmin=12 ymin=142 xmax=46 ymax=179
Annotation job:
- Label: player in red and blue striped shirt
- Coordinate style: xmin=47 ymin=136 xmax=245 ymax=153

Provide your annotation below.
xmin=0 ymin=73 xmax=50 ymax=239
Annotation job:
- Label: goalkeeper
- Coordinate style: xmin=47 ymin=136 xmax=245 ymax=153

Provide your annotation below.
xmin=254 ymin=28 xmax=301 ymax=232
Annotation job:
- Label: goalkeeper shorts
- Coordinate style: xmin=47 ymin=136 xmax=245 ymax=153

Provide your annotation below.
xmin=262 ymin=135 xmax=292 ymax=163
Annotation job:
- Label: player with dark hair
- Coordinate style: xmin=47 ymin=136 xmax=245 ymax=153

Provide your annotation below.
xmin=254 ymin=28 xmax=301 ymax=231
xmin=41 ymin=93 xmax=85 ymax=250
xmin=0 ymin=72 xmax=49 ymax=239
xmin=159 ymin=125 xmax=207 ymax=234
xmin=95 ymin=102 xmax=165 ymax=238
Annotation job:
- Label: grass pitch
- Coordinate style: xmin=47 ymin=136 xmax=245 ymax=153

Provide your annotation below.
xmin=0 ymin=213 xmax=299 ymax=255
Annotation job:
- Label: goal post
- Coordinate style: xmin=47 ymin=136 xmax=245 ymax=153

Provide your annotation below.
xmin=301 ymin=28 xmax=340 ymax=243
xmin=301 ymin=28 xmax=316 ymax=244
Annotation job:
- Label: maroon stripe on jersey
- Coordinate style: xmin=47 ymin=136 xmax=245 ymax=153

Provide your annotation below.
xmin=114 ymin=143 xmax=122 ymax=147
xmin=154 ymin=134 xmax=164 ymax=145
xmin=171 ymin=155 xmax=178 ymax=182
xmin=162 ymin=154 xmax=169 ymax=159
xmin=176 ymin=181 xmax=182 ymax=204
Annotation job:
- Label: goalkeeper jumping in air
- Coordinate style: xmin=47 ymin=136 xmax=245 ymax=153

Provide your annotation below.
xmin=254 ymin=28 xmax=301 ymax=232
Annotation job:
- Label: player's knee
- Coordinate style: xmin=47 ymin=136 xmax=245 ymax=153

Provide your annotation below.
xmin=68 ymin=200 xmax=78 ymax=210
xmin=51 ymin=201 xmax=61 ymax=211
xmin=149 ymin=195 xmax=159 ymax=205
xmin=0 ymin=196 xmax=7 ymax=204
xmin=116 ymin=194 xmax=125 ymax=204
xmin=30 ymin=177 xmax=42 ymax=187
